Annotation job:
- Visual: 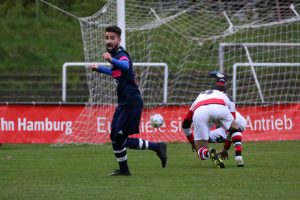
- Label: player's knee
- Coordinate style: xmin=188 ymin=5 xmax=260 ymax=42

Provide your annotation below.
xmin=113 ymin=130 xmax=127 ymax=148
xmin=228 ymin=128 xmax=243 ymax=143
xmin=232 ymin=131 xmax=242 ymax=141
xmin=228 ymin=127 xmax=242 ymax=136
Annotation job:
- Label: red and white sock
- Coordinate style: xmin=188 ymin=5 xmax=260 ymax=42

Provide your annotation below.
xmin=231 ymin=132 xmax=243 ymax=156
xmin=198 ymin=147 xmax=209 ymax=160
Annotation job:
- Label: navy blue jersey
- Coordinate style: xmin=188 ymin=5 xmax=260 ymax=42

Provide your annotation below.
xmin=111 ymin=47 xmax=142 ymax=106
xmin=111 ymin=46 xmax=142 ymax=107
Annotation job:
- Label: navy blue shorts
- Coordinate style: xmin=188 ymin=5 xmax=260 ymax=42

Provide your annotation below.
xmin=111 ymin=103 xmax=143 ymax=136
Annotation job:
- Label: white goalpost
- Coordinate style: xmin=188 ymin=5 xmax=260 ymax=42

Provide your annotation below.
xmin=232 ymin=62 xmax=300 ymax=103
xmin=51 ymin=0 xmax=300 ymax=144
xmin=218 ymin=42 xmax=300 ymax=103
xmin=62 ymin=62 xmax=169 ymax=103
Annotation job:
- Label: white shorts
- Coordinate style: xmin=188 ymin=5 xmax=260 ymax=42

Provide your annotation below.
xmin=192 ymin=104 xmax=234 ymax=141
xmin=209 ymin=128 xmax=227 ymax=142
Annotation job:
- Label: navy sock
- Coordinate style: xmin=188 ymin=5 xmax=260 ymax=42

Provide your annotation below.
xmin=125 ymin=138 xmax=159 ymax=151
xmin=148 ymin=141 xmax=159 ymax=151
xmin=112 ymin=142 xmax=129 ymax=172
xmin=119 ymin=160 xmax=129 ymax=172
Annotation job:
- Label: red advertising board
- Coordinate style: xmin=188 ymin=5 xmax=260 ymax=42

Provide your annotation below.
xmin=0 ymin=105 xmax=84 ymax=143
xmin=0 ymin=104 xmax=299 ymax=143
xmin=238 ymin=104 xmax=300 ymax=141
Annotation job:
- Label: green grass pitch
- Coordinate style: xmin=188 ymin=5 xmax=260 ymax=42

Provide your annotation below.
xmin=0 ymin=141 xmax=299 ymax=200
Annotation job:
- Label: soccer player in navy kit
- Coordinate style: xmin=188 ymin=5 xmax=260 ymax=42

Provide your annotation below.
xmin=90 ymin=26 xmax=167 ymax=176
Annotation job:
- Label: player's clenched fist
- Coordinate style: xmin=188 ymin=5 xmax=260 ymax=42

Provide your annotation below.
xmin=89 ymin=63 xmax=98 ymax=71
xmin=103 ymin=52 xmax=112 ymax=62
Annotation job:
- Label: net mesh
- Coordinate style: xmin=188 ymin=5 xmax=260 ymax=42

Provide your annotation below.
xmin=55 ymin=0 xmax=300 ymax=144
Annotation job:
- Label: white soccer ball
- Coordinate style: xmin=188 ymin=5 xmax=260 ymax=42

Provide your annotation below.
xmin=150 ymin=114 xmax=164 ymax=128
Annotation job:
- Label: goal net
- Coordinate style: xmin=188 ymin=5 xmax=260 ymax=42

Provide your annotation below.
xmin=55 ymin=0 xmax=300 ymax=144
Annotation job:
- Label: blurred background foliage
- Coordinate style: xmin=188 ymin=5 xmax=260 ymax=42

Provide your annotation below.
xmin=0 ymin=0 xmax=107 ymax=73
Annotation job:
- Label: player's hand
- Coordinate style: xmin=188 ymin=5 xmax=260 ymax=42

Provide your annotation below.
xmin=103 ymin=52 xmax=112 ymax=62
xmin=89 ymin=63 xmax=98 ymax=71
xmin=218 ymin=148 xmax=229 ymax=160
xmin=190 ymin=142 xmax=197 ymax=152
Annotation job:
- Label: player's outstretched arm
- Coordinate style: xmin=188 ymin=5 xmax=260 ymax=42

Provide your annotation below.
xmin=182 ymin=110 xmax=196 ymax=152
xmin=183 ymin=129 xmax=196 ymax=152
xmin=218 ymin=139 xmax=231 ymax=160
xmin=90 ymin=64 xmax=112 ymax=76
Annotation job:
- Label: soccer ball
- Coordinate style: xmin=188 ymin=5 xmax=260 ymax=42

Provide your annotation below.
xmin=150 ymin=114 xmax=164 ymax=128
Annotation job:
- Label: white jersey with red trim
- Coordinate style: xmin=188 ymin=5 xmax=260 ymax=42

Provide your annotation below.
xmin=190 ymin=89 xmax=235 ymax=113
xmin=182 ymin=89 xmax=237 ymax=141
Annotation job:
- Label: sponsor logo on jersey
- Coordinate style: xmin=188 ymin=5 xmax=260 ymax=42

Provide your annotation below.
xmin=112 ymin=69 xmax=122 ymax=78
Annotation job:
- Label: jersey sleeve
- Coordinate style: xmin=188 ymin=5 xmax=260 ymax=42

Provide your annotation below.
xmin=96 ymin=66 xmax=112 ymax=75
xmin=111 ymin=58 xmax=129 ymax=71
xmin=182 ymin=103 xmax=194 ymax=130
xmin=112 ymin=52 xmax=130 ymax=70
xmin=182 ymin=107 xmax=194 ymax=144
xmin=182 ymin=103 xmax=194 ymax=145
xmin=227 ymin=98 xmax=236 ymax=118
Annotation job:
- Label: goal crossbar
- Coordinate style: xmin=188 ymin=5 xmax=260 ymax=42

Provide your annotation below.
xmin=62 ymin=62 xmax=169 ymax=103
xmin=219 ymin=43 xmax=300 ymax=72
xmin=232 ymin=62 xmax=300 ymax=103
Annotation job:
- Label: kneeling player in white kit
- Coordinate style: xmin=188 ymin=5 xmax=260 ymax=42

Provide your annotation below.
xmin=182 ymin=71 xmax=244 ymax=168
xmin=209 ymin=111 xmax=246 ymax=143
